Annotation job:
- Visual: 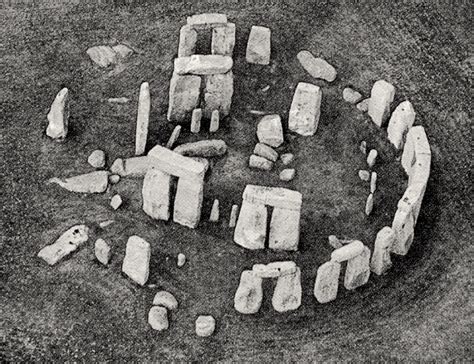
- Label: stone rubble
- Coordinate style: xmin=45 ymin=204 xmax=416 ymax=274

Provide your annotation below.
xmin=257 ymin=114 xmax=284 ymax=148
xmin=387 ymin=100 xmax=416 ymax=150
xmin=246 ymin=26 xmax=271 ymax=65
xmin=46 ymin=88 xmax=69 ymax=140
xmin=88 ymin=149 xmax=106 ymax=168
xmin=95 ymin=238 xmax=111 ymax=265
xmin=368 ymin=80 xmax=395 ymax=127
xmin=297 ymin=51 xmax=337 ymax=82
xmin=280 ymin=153 xmax=294 ymax=165
xmin=122 ymin=235 xmax=151 ymax=286
xmin=109 ymin=174 xmax=120 ymax=184
xmin=110 ymin=158 xmax=125 ymax=176
xmin=358 ymin=170 xmax=370 ymax=181
xmin=135 ymin=82 xmax=151 ymax=155
xmin=289 ymin=82 xmax=322 ymax=136
xmin=249 ymin=154 xmax=273 ymax=171
xmin=49 ymin=171 xmax=109 ymax=194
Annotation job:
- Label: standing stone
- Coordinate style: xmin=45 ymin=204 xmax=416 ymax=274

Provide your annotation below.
xmin=178 ymin=25 xmax=197 ymax=57
xmin=370 ymin=172 xmax=377 ymax=193
xmin=38 ymin=225 xmax=90 ymax=265
xmin=229 ymin=204 xmax=239 ymax=228
xmin=288 ymin=82 xmax=322 ymax=136
xmin=195 ymin=315 xmax=216 ymax=337
xmin=173 ymin=178 xmax=204 ymax=229
xmin=88 ymin=150 xmax=106 ymax=168
xmin=331 ymin=240 xmax=364 ymax=262
xmin=344 ymin=246 xmax=371 ymax=290
xmin=135 ymin=82 xmax=151 ymax=155
xmin=368 ymin=80 xmax=395 ymax=127
xmin=174 ymin=55 xmax=233 ymax=75
xmin=328 ymin=235 xmax=343 ymax=249
xmin=167 ymin=73 xmax=201 ymax=123
xmin=203 ymin=71 xmax=233 ymax=119
xmin=95 ymin=238 xmax=111 ymax=265
xmin=343 ymin=87 xmax=363 ymax=104
xmin=209 ymin=199 xmax=219 ymax=222
xmin=166 ymin=125 xmax=182 ymax=149
xmin=272 ymin=268 xmax=302 ymax=312
xmin=211 ymin=22 xmax=236 ymax=56
xmin=177 ymin=253 xmax=186 ymax=267
xmin=367 ymin=149 xmax=378 ymax=168
xmin=246 ymin=26 xmax=271 ymax=65
xmin=398 ymin=183 xmax=426 ymax=223
xmin=257 ymin=114 xmax=284 ymax=148
xmin=387 ymin=101 xmax=416 ymax=149
xmin=190 ymin=108 xmax=202 ymax=133
xmin=122 ymin=235 xmax=151 ymax=286
xmin=359 ymin=141 xmax=367 ymax=155
xmin=142 ymin=168 xmax=172 ymax=221
xmin=49 ymin=171 xmax=109 ymax=194
xmin=297 ymin=51 xmax=337 ymax=82
xmin=254 ymin=143 xmax=278 ymax=162
xmin=268 ymin=207 xmax=300 ymax=251
xmin=234 ymin=200 xmax=267 ymax=250
xmin=370 ymin=226 xmax=395 ymax=275
xmin=391 ymin=208 xmax=415 ymax=256
xmin=148 ymin=306 xmax=168 ymax=331
xmin=153 ymin=291 xmax=178 ymax=310
xmin=209 ymin=110 xmax=219 ymax=133
xmin=401 ymin=126 xmax=431 ymax=175
xmin=46 ymin=88 xmax=69 ymax=140
xmin=174 ymin=139 xmax=227 ymax=158
xmin=249 ymin=155 xmax=273 ymax=171
xmin=358 ymin=170 xmax=370 ymax=181
xmin=365 ymin=193 xmax=374 ymax=216
xmin=234 ymin=270 xmax=263 ymax=314
xmin=279 ymin=168 xmax=296 ymax=182
xmin=110 ymin=194 xmax=123 ymax=210
xmin=314 ymin=261 xmax=341 ymax=303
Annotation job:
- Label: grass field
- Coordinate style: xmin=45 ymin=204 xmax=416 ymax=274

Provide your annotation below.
xmin=1 ymin=0 xmax=472 ymax=361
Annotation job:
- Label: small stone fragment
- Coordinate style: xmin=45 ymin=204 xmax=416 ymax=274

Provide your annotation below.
xmin=112 ymin=44 xmax=134 ymax=59
xmin=46 ymin=88 xmax=69 ymax=140
xmin=177 ymin=253 xmax=186 ymax=267
xmin=95 ymin=238 xmax=111 ymax=265
xmin=153 ymin=291 xmax=178 ymax=310
xmin=331 ymin=240 xmax=364 ymax=263
xmin=254 ymin=143 xmax=278 ymax=162
xmin=209 ymin=199 xmax=220 ymax=222
xmin=370 ymin=172 xmax=377 ymax=193
xmin=246 ymin=26 xmax=271 ymax=65
xmin=257 ymin=114 xmax=284 ymax=148
xmin=135 ymin=82 xmax=151 ymax=155
xmin=356 ymin=98 xmax=370 ymax=112
xmin=288 ymin=82 xmax=322 ymax=136
xmin=190 ymin=108 xmax=202 ymax=133
xmin=234 ymin=270 xmax=263 ymax=314
xmin=280 ymin=153 xmax=294 ymax=165
xmin=122 ymin=235 xmax=151 ymax=286
xmin=297 ymin=51 xmax=337 ymax=82
xmin=249 ymin=155 xmax=273 ymax=171
xmin=165 ymin=125 xmax=182 ymax=149
xmin=370 ymin=226 xmax=395 ymax=275
xmin=209 ymin=110 xmax=219 ymax=133
xmin=367 ymin=149 xmax=378 ymax=168
xmin=314 ymin=261 xmax=341 ymax=303
xmin=86 ymin=45 xmax=117 ymax=68
xmin=229 ymin=204 xmax=239 ymax=228
xmin=279 ymin=169 xmax=296 ymax=182
xmin=387 ymin=100 xmax=416 ymax=149
xmin=109 ymin=174 xmax=120 ymax=184
xmin=328 ymin=235 xmax=343 ymax=249
xmin=365 ymin=193 xmax=374 ymax=216
xmin=195 ymin=315 xmax=216 ymax=337
xmin=358 ymin=170 xmax=370 ymax=181
xmin=272 ymin=268 xmax=302 ymax=312
xmin=148 ymin=306 xmax=168 ymax=331
xmin=110 ymin=158 xmax=125 ymax=176
xmin=110 ymin=194 xmax=122 ymax=210
xmin=88 ymin=149 xmax=106 ymax=168
xmin=344 ymin=246 xmax=371 ymax=290
xmin=343 ymin=87 xmax=363 ymax=104
xmin=359 ymin=141 xmax=367 ymax=154
xmin=368 ymin=80 xmax=396 ymax=127
xmin=49 ymin=171 xmax=109 ymax=194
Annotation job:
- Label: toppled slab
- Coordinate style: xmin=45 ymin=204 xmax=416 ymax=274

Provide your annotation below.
xmin=234 ymin=270 xmax=263 ymax=314
xmin=242 ymin=185 xmax=302 ymax=211
xmin=49 ymin=171 xmax=109 ymax=193
xmin=297 ymin=51 xmax=337 ymax=82
xmin=46 ymin=88 xmax=69 ymax=140
xmin=246 ymin=26 xmax=271 ymax=65
xmin=174 ymin=139 xmax=227 ymax=158
xmin=257 ymin=114 xmax=284 ymax=148
xmin=122 ymin=235 xmax=151 ymax=286
xmin=174 ymin=55 xmax=233 ymax=75
xmin=167 ymin=73 xmax=201 ymax=123
xmin=187 ymin=13 xmax=227 ymax=28
xmin=368 ymin=80 xmax=395 ymax=127
xmin=387 ymin=100 xmax=416 ymax=150
xmin=289 ymin=82 xmax=322 ymax=136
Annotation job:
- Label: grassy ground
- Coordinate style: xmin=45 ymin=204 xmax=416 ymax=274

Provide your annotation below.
xmin=1 ymin=1 xmax=472 ymax=362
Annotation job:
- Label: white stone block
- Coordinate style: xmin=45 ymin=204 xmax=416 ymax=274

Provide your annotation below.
xmin=142 ymin=168 xmax=171 ymax=221
xmin=178 ymin=25 xmax=197 ymax=57
xmin=257 ymin=114 xmax=284 ymax=148
xmin=122 ymin=235 xmax=151 ymax=286
xmin=391 ymin=208 xmax=415 ymax=256
xmin=288 ymin=82 xmax=322 ymax=136
xmin=297 ymin=51 xmax=337 ymax=82
xmin=211 ymin=22 xmax=235 ymax=56
xmin=370 ymin=226 xmax=395 ymax=275
xmin=246 ymin=26 xmax=271 ymax=65
xmin=368 ymin=80 xmax=395 ymax=127
xmin=203 ymin=71 xmax=233 ymax=119
xmin=233 ymin=200 xmax=267 ymax=250
xmin=174 ymin=55 xmax=233 ymax=75
xmin=242 ymin=185 xmax=302 ymax=211
xmin=167 ymin=73 xmax=201 ymax=123
xmin=387 ymin=100 xmax=416 ymax=149
xmin=314 ymin=261 xmax=341 ymax=303
xmin=344 ymin=246 xmax=371 ymax=290
xmin=38 ymin=225 xmax=89 ymax=265
xmin=173 ymin=178 xmax=204 ymax=229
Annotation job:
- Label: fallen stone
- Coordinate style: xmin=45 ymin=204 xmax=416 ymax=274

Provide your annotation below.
xmin=99 ymin=220 xmax=114 ymax=228
xmin=242 ymin=185 xmax=303 ymax=211
xmin=343 ymin=87 xmax=363 ymax=104
xmin=368 ymin=80 xmax=395 ymax=127
xmin=109 ymin=174 xmax=120 ymax=184
xmin=49 ymin=171 xmax=109 ymax=194
xmin=249 ymin=155 xmax=273 ymax=171
xmin=110 ymin=158 xmax=125 ymax=176
xmin=110 ymin=194 xmax=122 ymax=210
xmin=88 ymin=150 xmax=106 ymax=168
xmin=209 ymin=110 xmax=220 ymax=133
xmin=122 ymin=235 xmax=151 ymax=286
xmin=331 ymin=240 xmax=364 ymax=263
xmin=111 ymin=44 xmax=133 ymax=59
xmin=359 ymin=141 xmax=367 ymax=154
xmin=279 ymin=168 xmax=296 ymax=182
xmin=254 ymin=143 xmax=278 ymax=162
xmin=234 ymin=270 xmax=263 ymax=314
xmin=86 ymin=45 xmax=117 ymax=67
xmin=272 ymin=268 xmax=302 ymax=312
xmin=356 ymin=98 xmax=370 ymax=112
xmin=257 ymin=114 xmax=284 ymax=148
xmin=107 ymin=97 xmax=130 ymax=104
xmin=408 ymin=153 xmax=431 ymax=188
xmin=358 ymin=170 xmax=370 ymax=181
xmin=167 ymin=73 xmax=201 ymax=123
xmin=38 ymin=225 xmax=90 ymax=265
xmin=174 ymin=139 xmax=227 ymax=158
xmin=195 ymin=315 xmax=215 ymax=337
xmin=148 ymin=306 xmax=168 ymax=331
xmin=211 ymin=22 xmax=235 ymax=56
xmin=367 ymin=149 xmax=378 ymax=168
xmin=391 ymin=208 xmax=415 ymax=256
xmin=297 ymin=51 xmax=337 ymax=82
xmin=187 ymin=13 xmax=227 ymax=28
xmin=328 ymin=235 xmax=343 ymax=249
xmin=387 ymin=100 xmax=416 ymax=149
xmin=135 ymin=82 xmax=151 ymax=155
xmin=153 ymin=291 xmax=178 ymax=310
xmin=177 ymin=253 xmax=186 ymax=267
xmin=174 ymin=55 xmax=233 ymax=75
xmin=46 ymin=88 xmax=69 ymax=140
xmin=246 ymin=26 xmax=271 ymax=65
xmin=190 ymin=108 xmax=202 ymax=133
xmin=142 ymin=168 xmax=171 ymax=221
xmin=365 ymin=193 xmax=374 ymax=216
xmin=203 ymin=71 xmax=233 ymax=119
xmin=209 ymin=199 xmax=219 ymax=222
xmin=370 ymin=172 xmax=377 ymax=193
xmin=370 ymin=226 xmax=395 ymax=275
xmin=280 ymin=153 xmax=294 ymax=165
xmin=344 ymin=246 xmax=371 ymax=290
xmin=288 ymin=82 xmax=322 ymax=136
xmin=173 ymin=178 xmax=204 ymax=228
xmin=178 ymin=25 xmax=197 ymax=57
xmin=314 ymin=261 xmax=341 ymax=303
xmin=234 ymin=200 xmax=267 ymax=250
xmin=229 ymin=204 xmax=239 ymax=228
xmin=95 ymin=238 xmax=111 ymax=265
xmin=268 ymin=207 xmax=300 ymax=251
xmin=165 ymin=125 xmax=182 ymax=149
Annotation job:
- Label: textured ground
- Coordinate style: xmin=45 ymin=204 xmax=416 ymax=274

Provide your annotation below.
xmin=1 ymin=1 xmax=472 ymax=362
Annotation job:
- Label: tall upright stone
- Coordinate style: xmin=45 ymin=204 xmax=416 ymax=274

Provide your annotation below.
xmin=272 ymin=268 xmax=302 ymax=312
xmin=142 ymin=167 xmax=172 ymax=221
xmin=268 ymin=207 xmax=300 ymax=251
xmin=344 ymin=246 xmax=371 ymax=290
xmin=314 ymin=261 xmax=341 ymax=303
xmin=173 ymin=177 xmax=204 ymax=228
xmin=387 ymin=101 xmax=416 ymax=149
xmin=234 ymin=270 xmax=263 ymax=314
xmin=135 ymin=82 xmax=150 ymax=155
xmin=122 ymin=236 xmax=151 ymax=286
xmin=246 ymin=26 xmax=271 ymax=65
xmin=370 ymin=226 xmax=395 ymax=275
xmin=288 ymin=82 xmax=322 ymax=136
xmin=46 ymin=88 xmax=70 ymax=140
xmin=178 ymin=25 xmax=197 ymax=57
xmin=203 ymin=71 xmax=233 ymax=119
xmin=233 ymin=200 xmax=267 ymax=250
xmin=368 ymin=80 xmax=395 ymax=127
xmin=167 ymin=73 xmax=201 ymax=123
xmin=391 ymin=208 xmax=415 ymax=256
xmin=38 ymin=225 xmax=89 ymax=265
xmin=166 ymin=125 xmax=182 ymax=149
xmin=211 ymin=22 xmax=236 ymax=56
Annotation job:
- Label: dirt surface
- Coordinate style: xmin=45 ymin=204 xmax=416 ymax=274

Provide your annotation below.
xmin=1 ymin=1 xmax=472 ymax=362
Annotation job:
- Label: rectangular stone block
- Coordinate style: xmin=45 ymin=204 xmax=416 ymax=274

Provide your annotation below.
xmin=203 ymin=71 xmax=234 ymax=119
xmin=368 ymin=80 xmax=395 ymax=127
xmin=268 ymin=207 xmax=300 ymax=251
xmin=178 ymin=25 xmax=197 ymax=57
xmin=387 ymin=101 xmax=416 ymax=149
xmin=123 ymin=156 xmax=151 ymax=177
xmin=408 ymin=153 xmax=431 ymax=188
xmin=167 ymin=72 xmax=201 ymax=123
xmin=246 ymin=26 xmax=271 ymax=65
xmin=233 ymin=200 xmax=267 ymax=250
xmin=314 ymin=261 xmax=341 ymax=303
xmin=288 ymin=82 xmax=322 ymax=136
xmin=122 ymin=235 xmax=151 ymax=286
xmin=331 ymin=240 xmax=364 ymax=263
xmin=173 ymin=178 xmax=204 ymax=229
xmin=234 ymin=270 xmax=263 ymax=314
xmin=211 ymin=22 xmax=235 ymax=56
xmin=391 ymin=208 xmax=415 ymax=256
xmin=398 ymin=183 xmax=426 ymax=223
xmin=174 ymin=55 xmax=233 ymax=75
xmin=344 ymin=246 xmax=371 ymax=290
xmin=142 ymin=168 xmax=171 ymax=221
xmin=370 ymin=226 xmax=395 ymax=275
xmin=187 ymin=13 xmax=227 ymax=28
xmin=272 ymin=268 xmax=302 ymax=312
xmin=135 ymin=82 xmax=150 ymax=155
xmin=401 ymin=125 xmax=431 ymax=175
xmin=242 ymin=185 xmax=302 ymax=211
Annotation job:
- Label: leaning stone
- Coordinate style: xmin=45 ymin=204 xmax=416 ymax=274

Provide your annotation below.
xmin=368 ymin=80 xmax=395 ymax=127
xmin=110 ymin=158 xmax=125 ymax=176
xmin=173 ymin=178 xmax=204 ymax=228
xmin=49 ymin=171 xmax=108 ymax=194
xmin=148 ymin=306 xmax=168 ymax=331
xmin=268 ymin=207 xmax=300 ymax=251
xmin=174 ymin=55 xmax=233 ymax=75
xmin=279 ymin=168 xmax=296 ymax=182
xmin=203 ymin=71 xmax=233 ymax=119
xmin=88 ymin=149 xmax=106 ymax=168
xmin=234 ymin=270 xmax=263 ymax=314
xmin=314 ymin=261 xmax=341 ymax=303
xmin=95 ymin=238 xmax=111 ymax=265
xmin=165 ymin=125 xmax=182 ymax=149
xmin=257 ymin=114 xmax=284 ymax=148
xmin=249 ymin=155 xmax=273 ymax=171
xmin=111 ymin=44 xmax=133 ymax=59
xmin=343 ymin=87 xmax=363 ymax=104
xmin=246 ymin=26 xmax=271 ymax=65
xmin=110 ymin=194 xmax=122 ymax=210
xmin=254 ymin=143 xmax=278 ymax=162
xmin=142 ymin=168 xmax=171 ymax=221
xmin=367 ymin=149 xmax=378 ymax=168
xmin=46 ymin=88 xmax=69 ymax=140
xmin=177 ymin=253 xmax=186 ymax=267
xmin=174 ymin=139 xmax=227 ymax=158
xmin=288 ymin=82 xmax=322 ymax=136
xmin=370 ymin=226 xmax=395 ymax=275
xmin=122 ymin=235 xmax=151 ymax=286
xmin=365 ymin=193 xmax=374 ymax=216
xmin=331 ymin=240 xmax=364 ymax=263
xmin=38 ymin=225 xmax=89 ymax=265
xmin=119 ymin=156 xmax=150 ymax=177
xmin=234 ymin=200 xmax=267 ymax=250
xmin=190 ymin=108 xmax=202 ymax=133
xmin=209 ymin=199 xmax=219 ymax=222
xmin=280 ymin=153 xmax=294 ymax=165
xmin=252 ymin=264 xmax=280 ymax=278
xmin=153 ymin=291 xmax=178 ymax=310
xmin=391 ymin=208 xmax=415 ymax=256
xmin=187 ymin=13 xmax=227 ymax=28
xmin=358 ymin=170 xmax=370 ymax=181
xmin=328 ymin=235 xmax=343 ymax=249
xmin=195 ymin=315 xmax=215 ymax=337
xmin=356 ymin=98 xmax=370 ymax=112
xmin=209 ymin=110 xmax=219 ymax=133
xmin=229 ymin=204 xmax=239 ymax=228
xmin=272 ymin=268 xmax=302 ymax=312
xmin=242 ymin=185 xmax=303 ymax=211
xmin=167 ymin=73 xmax=201 ymax=123
xmin=401 ymin=126 xmax=431 ymax=175
xmin=178 ymin=25 xmax=197 ymax=57
xmin=135 ymin=82 xmax=151 ymax=155
xmin=297 ymin=51 xmax=337 ymax=82
xmin=359 ymin=141 xmax=367 ymax=154
xmin=109 ymin=174 xmax=120 ymax=184
xmin=86 ymin=45 xmax=117 ymax=67
xmin=211 ymin=22 xmax=236 ymax=56
xmin=344 ymin=246 xmax=371 ymax=290
xmin=387 ymin=100 xmax=416 ymax=149
xmin=370 ymin=172 xmax=377 ymax=193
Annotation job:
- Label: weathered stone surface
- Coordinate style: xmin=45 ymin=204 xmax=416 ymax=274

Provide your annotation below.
xmin=122 ymin=235 xmax=151 ymax=286
xmin=234 ymin=270 xmax=263 ymax=314
xmin=122 ymin=156 xmax=151 ymax=177
xmin=211 ymin=22 xmax=235 ymax=56
xmin=111 ymin=44 xmax=133 ymax=59
xmin=331 ymin=240 xmax=364 ymax=262
xmin=177 ymin=253 xmax=186 ymax=267
xmin=268 ymin=207 xmax=300 ymax=251
xmin=314 ymin=261 xmax=341 ymax=303
xmin=187 ymin=13 xmax=227 ymax=28
xmin=328 ymin=235 xmax=343 ymax=249
xmin=88 ymin=149 xmax=106 ymax=168
xmin=398 ymin=183 xmax=426 ymax=223
xmin=234 ymin=200 xmax=267 ymax=250
xmin=297 ymin=51 xmax=337 ymax=82
xmin=46 ymin=88 xmax=69 ymax=140
xmin=203 ymin=71 xmax=233 ymax=119
xmin=195 ymin=315 xmax=215 ymax=337
xmin=153 ymin=291 xmax=178 ymax=310
xmin=280 ymin=153 xmax=294 ymax=165
xmin=365 ymin=193 xmax=374 ymax=216
xmin=190 ymin=108 xmax=202 ymax=133
xmin=178 ymin=25 xmax=197 ymax=57
xmin=370 ymin=172 xmax=377 ymax=193
xmin=356 ymin=98 xmax=370 ymax=112
xmin=110 ymin=194 xmax=122 ymax=210
xmin=359 ymin=170 xmax=370 ymax=181
xmin=49 ymin=171 xmax=108 ymax=193
xmin=174 ymin=55 xmax=233 ymax=75
xmin=391 ymin=208 xmax=415 ymax=256
xmin=387 ymin=100 xmax=416 ymax=149
xmin=254 ymin=143 xmax=278 ymax=162
xmin=135 ymin=82 xmax=150 ymax=155
xmin=243 ymin=185 xmax=303 ymax=211
xmin=257 ymin=114 xmax=284 ymax=148
xmin=190 ymin=157 xmax=210 ymax=173
xmin=209 ymin=199 xmax=219 ymax=222
xmin=279 ymin=168 xmax=295 ymax=182
xmin=272 ymin=268 xmax=302 ymax=312
xmin=408 ymin=153 xmax=431 ymax=188
xmin=148 ymin=306 xmax=168 ymax=331
xmin=174 ymin=139 xmax=227 ymax=158
xmin=173 ymin=178 xmax=204 ymax=228
xmin=343 ymin=87 xmax=363 ymax=104
xmin=167 ymin=73 xmax=201 ymax=123
xmin=229 ymin=204 xmax=239 ymax=228
xmin=110 ymin=158 xmax=125 ymax=176
xmin=165 ymin=125 xmax=182 ymax=149
xmin=368 ymin=80 xmax=395 ymax=127
xmin=288 ymin=82 xmax=322 ymax=136
xmin=107 ymin=97 xmax=130 ymax=104
xmin=370 ymin=226 xmax=395 ymax=275
xmin=95 ymin=238 xmax=111 ymax=266
xmin=359 ymin=141 xmax=367 ymax=154
xmin=86 ymin=46 xmax=117 ymax=67
xmin=401 ymin=126 xmax=431 ymax=175
xmin=246 ymin=26 xmax=271 ymax=65
xmin=38 ymin=225 xmax=89 ymax=265
xmin=249 ymin=154 xmax=273 ymax=171
xmin=367 ymin=149 xmax=378 ymax=168
xmin=209 ymin=110 xmax=220 ymax=133
xmin=344 ymin=246 xmax=371 ymax=290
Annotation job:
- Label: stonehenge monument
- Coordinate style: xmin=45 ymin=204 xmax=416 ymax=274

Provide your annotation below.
xmin=368 ymin=80 xmax=395 ymax=127
xmin=297 ymin=50 xmax=337 ymax=82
